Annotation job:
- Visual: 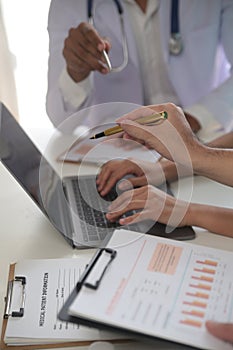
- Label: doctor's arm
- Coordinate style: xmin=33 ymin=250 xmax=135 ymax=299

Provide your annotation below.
xmin=62 ymin=22 xmax=110 ymax=83
xmin=186 ymin=2 xmax=233 ymax=134
xmin=46 ymin=1 xmax=111 ymax=128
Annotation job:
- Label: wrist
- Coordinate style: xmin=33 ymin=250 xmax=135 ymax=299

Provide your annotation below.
xmin=190 ymin=142 xmax=208 ymax=174
xmin=192 ymin=143 xmax=219 ymax=176
xmin=67 ymin=67 xmax=89 ymax=83
xmin=185 ymin=203 xmax=203 ymax=227
xmin=159 ymin=157 xmax=196 ymax=183
xmin=159 ymin=158 xmax=178 ymax=183
xmin=186 ymin=203 xmax=217 ymax=230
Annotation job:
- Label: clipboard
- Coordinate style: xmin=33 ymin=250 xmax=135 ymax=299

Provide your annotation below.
xmin=58 ymin=229 xmax=233 ymax=350
xmin=1 ymin=264 xmax=94 ymax=350
xmin=59 ymin=248 xmax=158 ymax=343
xmin=59 ymin=248 xmax=121 ymax=328
xmin=1 ymin=260 xmax=127 ymax=350
xmin=58 ymin=248 xmax=185 ymax=348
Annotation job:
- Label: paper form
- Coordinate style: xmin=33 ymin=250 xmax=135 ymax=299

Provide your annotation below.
xmin=4 ymin=257 xmax=124 ymax=345
xmin=58 ymin=138 xmax=160 ymax=164
xmin=68 ymin=229 xmax=233 ymax=350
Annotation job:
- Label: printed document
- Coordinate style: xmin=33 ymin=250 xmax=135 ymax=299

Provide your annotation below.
xmin=4 ymin=257 xmax=124 ymax=345
xmin=68 ymin=229 xmax=233 ymax=350
xmin=58 ymin=137 xmax=160 ymax=164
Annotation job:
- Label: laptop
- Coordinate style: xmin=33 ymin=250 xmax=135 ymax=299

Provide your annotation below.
xmin=0 ymin=102 xmax=195 ymax=248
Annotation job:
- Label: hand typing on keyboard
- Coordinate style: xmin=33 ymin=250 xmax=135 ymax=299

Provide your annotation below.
xmin=105 ymin=184 xmax=188 ymax=229
xmin=96 ymin=158 xmax=170 ymax=197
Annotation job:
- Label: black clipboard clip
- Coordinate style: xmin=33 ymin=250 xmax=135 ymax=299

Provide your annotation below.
xmin=4 ymin=276 xmax=26 ymax=319
xmin=79 ymin=248 xmax=117 ymax=291
xmin=58 ymin=248 xmax=117 ymax=326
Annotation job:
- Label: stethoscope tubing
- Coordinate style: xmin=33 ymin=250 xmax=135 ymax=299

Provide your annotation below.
xmin=87 ymin=0 xmax=183 ymax=73
xmin=87 ymin=0 xmax=128 ymax=72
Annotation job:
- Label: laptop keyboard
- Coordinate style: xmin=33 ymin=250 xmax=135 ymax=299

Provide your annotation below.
xmin=71 ymin=177 xmax=122 ymax=242
xmin=65 ymin=177 xmax=195 ymax=244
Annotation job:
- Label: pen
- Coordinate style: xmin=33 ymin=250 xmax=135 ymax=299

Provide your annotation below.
xmin=102 ymin=50 xmax=112 ymax=71
xmin=90 ymin=111 xmax=168 ymax=139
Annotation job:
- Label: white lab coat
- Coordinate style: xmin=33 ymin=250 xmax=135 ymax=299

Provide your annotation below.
xmin=46 ymin=0 xmax=233 ymax=132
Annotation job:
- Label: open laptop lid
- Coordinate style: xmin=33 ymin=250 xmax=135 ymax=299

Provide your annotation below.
xmin=0 ymin=102 xmax=75 ymax=246
xmin=0 ymin=102 xmax=195 ymax=246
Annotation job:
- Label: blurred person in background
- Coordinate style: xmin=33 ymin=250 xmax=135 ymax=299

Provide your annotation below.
xmin=46 ymin=0 xmax=233 ymax=139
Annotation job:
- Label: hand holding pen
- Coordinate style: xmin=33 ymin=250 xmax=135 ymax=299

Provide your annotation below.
xmin=90 ymin=111 xmax=167 ymax=139
xmin=63 ymin=22 xmax=111 ymax=83
xmin=114 ymin=103 xmax=203 ymax=166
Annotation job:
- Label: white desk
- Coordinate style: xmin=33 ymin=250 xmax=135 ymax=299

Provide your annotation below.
xmin=1 ymin=128 xmax=233 ymax=350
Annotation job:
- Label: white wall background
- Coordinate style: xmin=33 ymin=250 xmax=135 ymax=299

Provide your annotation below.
xmin=2 ymin=0 xmax=53 ymax=131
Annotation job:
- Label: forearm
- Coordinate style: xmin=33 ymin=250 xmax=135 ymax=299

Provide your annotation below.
xmin=207 ymin=132 xmax=233 ymax=148
xmin=193 ymin=146 xmax=233 ymax=187
xmin=160 ymin=158 xmax=192 ymax=184
xmin=187 ymin=203 xmax=233 ymax=237
xmin=118 ymin=104 xmax=233 ymax=186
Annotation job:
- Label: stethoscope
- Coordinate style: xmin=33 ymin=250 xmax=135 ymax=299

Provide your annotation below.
xmin=87 ymin=0 xmax=183 ymax=72
xmin=168 ymin=0 xmax=183 ymax=55
xmin=87 ymin=0 xmax=128 ymax=72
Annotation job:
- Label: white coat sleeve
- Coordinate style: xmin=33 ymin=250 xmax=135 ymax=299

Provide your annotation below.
xmin=46 ymin=0 xmax=97 ymax=130
xmin=186 ymin=0 xmax=233 ymax=136
xmin=58 ymin=68 xmax=92 ymax=110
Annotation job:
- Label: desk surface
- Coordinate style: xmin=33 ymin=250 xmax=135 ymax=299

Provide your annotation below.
xmin=0 ymin=128 xmax=233 ymax=350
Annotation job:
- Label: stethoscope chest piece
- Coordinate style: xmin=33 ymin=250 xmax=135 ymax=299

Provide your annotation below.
xmin=169 ymin=0 xmax=183 ymax=55
xmin=169 ymin=33 xmax=183 ymax=55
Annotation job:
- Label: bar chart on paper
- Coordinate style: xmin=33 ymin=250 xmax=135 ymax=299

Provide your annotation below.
xmin=171 ymin=253 xmax=232 ymax=331
xmin=65 ymin=230 xmax=233 ymax=350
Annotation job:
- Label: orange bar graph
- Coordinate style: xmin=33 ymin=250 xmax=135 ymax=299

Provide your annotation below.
xmin=186 ymin=292 xmax=209 ymax=300
xmin=183 ymin=300 xmax=207 ymax=308
xmin=194 ymin=268 xmax=216 ymax=275
xmin=180 ymin=319 xmax=202 ymax=328
xmin=196 ymin=260 xmax=218 ymax=267
xmin=189 ymin=283 xmax=212 ymax=291
xmin=192 ymin=275 xmax=214 ymax=283
xmin=182 ymin=310 xmax=205 ymax=318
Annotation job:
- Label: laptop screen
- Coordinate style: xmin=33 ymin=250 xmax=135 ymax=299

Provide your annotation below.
xmin=0 ymin=102 xmax=73 ymax=235
xmin=0 ymin=103 xmax=46 ymax=211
